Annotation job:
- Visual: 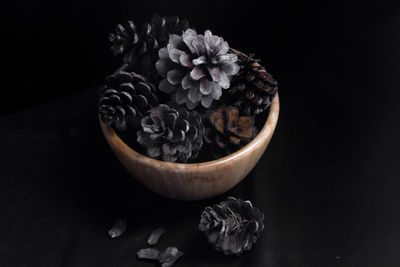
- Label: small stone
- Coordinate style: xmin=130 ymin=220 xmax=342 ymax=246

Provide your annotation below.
xmin=148 ymin=228 xmax=167 ymax=246
xmin=137 ymin=247 xmax=161 ymax=260
xmin=107 ymin=219 xmax=127 ymax=238
xmin=159 ymin=247 xmax=184 ymax=267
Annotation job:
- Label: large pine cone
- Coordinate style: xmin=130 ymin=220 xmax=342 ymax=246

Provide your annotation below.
xmin=199 ymin=197 xmax=265 ymax=255
xmin=156 ymin=29 xmax=239 ymax=109
xmin=109 ymin=14 xmax=190 ymax=78
xmin=229 ymin=50 xmax=278 ymax=116
xmin=204 ymin=105 xmax=257 ymax=156
xmin=137 ymin=104 xmax=204 ymax=163
xmin=99 ymin=71 xmax=159 ymax=130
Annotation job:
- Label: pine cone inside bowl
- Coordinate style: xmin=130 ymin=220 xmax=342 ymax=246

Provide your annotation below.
xmin=156 ymin=29 xmax=239 ymax=109
xmin=137 ymin=104 xmax=204 ymax=163
xmin=229 ymin=50 xmax=278 ymax=116
xmin=109 ymin=21 xmax=139 ymax=58
xmin=204 ymin=104 xmax=257 ymax=156
xmin=99 ymin=71 xmax=159 ymax=130
xmin=199 ymin=197 xmax=265 ymax=255
xmin=109 ymin=14 xmax=190 ymax=78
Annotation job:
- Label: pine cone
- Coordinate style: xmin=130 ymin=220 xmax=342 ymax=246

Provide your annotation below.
xmin=156 ymin=29 xmax=239 ymax=109
xmin=99 ymin=71 xmax=159 ymax=130
xmin=229 ymin=50 xmax=278 ymax=116
xmin=109 ymin=21 xmax=140 ymax=58
xmin=199 ymin=197 xmax=265 ymax=255
xmin=137 ymin=104 xmax=204 ymax=163
xmin=204 ymin=105 xmax=257 ymax=156
xmin=148 ymin=13 xmax=190 ymax=50
xmin=109 ymin=14 xmax=190 ymax=78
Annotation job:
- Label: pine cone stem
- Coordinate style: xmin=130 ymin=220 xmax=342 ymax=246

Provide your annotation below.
xmin=229 ymin=48 xmax=241 ymax=56
xmin=230 ymin=48 xmax=264 ymax=71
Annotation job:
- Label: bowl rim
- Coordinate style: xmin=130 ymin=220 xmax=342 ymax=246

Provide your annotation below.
xmin=100 ymin=93 xmax=279 ymax=169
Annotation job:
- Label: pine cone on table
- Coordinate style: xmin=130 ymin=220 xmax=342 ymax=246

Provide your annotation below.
xmin=109 ymin=14 xmax=190 ymax=78
xmin=203 ymin=105 xmax=258 ymax=156
xmin=199 ymin=197 xmax=265 ymax=255
xmin=229 ymin=50 xmax=278 ymax=116
xmin=156 ymin=29 xmax=239 ymax=109
xmin=137 ymin=104 xmax=204 ymax=163
xmin=99 ymin=71 xmax=159 ymax=130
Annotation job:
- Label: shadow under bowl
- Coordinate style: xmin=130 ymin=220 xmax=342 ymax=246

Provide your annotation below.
xmin=99 ymin=94 xmax=279 ymax=200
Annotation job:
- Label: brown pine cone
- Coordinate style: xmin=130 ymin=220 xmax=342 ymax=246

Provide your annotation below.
xmin=204 ymin=105 xmax=258 ymax=157
xmin=229 ymin=49 xmax=278 ymax=116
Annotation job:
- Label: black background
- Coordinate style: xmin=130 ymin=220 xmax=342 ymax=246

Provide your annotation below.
xmin=1 ymin=0 xmax=400 ymax=266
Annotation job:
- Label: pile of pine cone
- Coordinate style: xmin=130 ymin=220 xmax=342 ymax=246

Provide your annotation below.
xmin=99 ymin=14 xmax=278 ymax=163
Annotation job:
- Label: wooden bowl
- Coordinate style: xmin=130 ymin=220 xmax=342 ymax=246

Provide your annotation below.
xmin=99 ymin=94 xmax=279 ymax=200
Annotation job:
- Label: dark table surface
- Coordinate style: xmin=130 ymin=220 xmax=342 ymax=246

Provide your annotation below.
xmin=0 ymin=81 xmax=400 ymax=267
xmin=3 ymin=2 xmax=400 ymax=264
xmin=2 ymin=0 xmax=400 ymax=265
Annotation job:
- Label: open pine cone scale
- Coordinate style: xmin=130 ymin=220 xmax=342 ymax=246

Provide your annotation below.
xmin=228 ymin=48 xmax=278 ymax=116
xmin=99 ymin=71 xmax=159 ymax=130
xmin=205 ymin=104 xmax=258 ymax=154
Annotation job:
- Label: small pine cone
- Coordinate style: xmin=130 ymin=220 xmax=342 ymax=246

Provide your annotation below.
xmin=204 ymin=105 xmax=258 ymax=155
xmin=229 ymin=49 xmax=278 ymax=116
xmin=109 ymin=14 xmax=190 ymax=77
xmin=199 ymin=197 xmax=265 ymax=255
xmin=137 ymin=104 xmax=204 ymax=163
xmin=99 ymin=71 xmax=159 ymax=130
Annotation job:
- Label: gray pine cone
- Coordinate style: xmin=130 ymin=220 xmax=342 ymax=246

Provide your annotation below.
xmin=156 ymin=29 xmax=239 ymax=109
xmin=148 ymin=14 xmax=190 ymax=51
xmin=109 ymin=21 xmax=140 ymax=58
xmin=137 ymin=104 xmax=204 ymax=163
xmin=199 ymin=197 xmax=265 ymax=255
xmin=109 ymin=14 xmax=190 ymax=78
xmin=99 ymin=71 xmax=159 ymax=130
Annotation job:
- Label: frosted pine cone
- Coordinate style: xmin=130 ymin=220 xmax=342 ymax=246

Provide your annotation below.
xmin=156 ymin=29 xmax=239 ymax=109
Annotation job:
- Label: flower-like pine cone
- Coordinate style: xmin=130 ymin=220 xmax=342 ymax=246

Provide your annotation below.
xmin=199 ymin=197 xmax=265 ymax=255
xmin=137 ymin=104 xmax=204 ymax=163
xmin=99 ymin=71 xmax=159 ymax=130
xmin=156 ymin=29 xmax=239 ymax=109
xmin=229 ymin=49 xmax=278 ymax=116
xmin=204 ymin=105 xmax=257 ymax=156
xmin=109 ymin=14 xmax=190 ymax=78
